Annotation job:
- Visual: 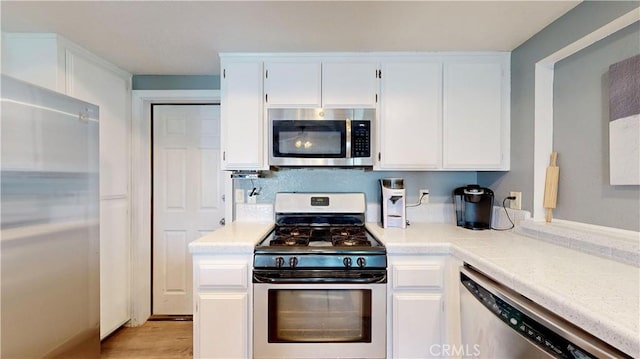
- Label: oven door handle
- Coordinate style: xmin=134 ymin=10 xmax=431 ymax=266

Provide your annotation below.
xmin=253 ymin=271 xmax=387 ymax=284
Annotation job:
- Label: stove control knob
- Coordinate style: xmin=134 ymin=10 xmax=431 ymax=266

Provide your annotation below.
xmin=289 ymin=257 xmax=298 ymax=268
xmin=275 ymin=257 xmax=285 ymax=268
xmin=343 ymin=257 xmax=352 ymax=268
xmin=357 ymin=257 xmax=367 ymax=268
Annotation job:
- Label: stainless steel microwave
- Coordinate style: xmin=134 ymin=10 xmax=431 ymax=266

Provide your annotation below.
xmin=269 ymin=108 xmax=374 ymax=167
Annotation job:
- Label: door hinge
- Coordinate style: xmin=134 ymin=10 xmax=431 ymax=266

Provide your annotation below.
xmin=377 ymin=69 xmax=382 ymax=79
xmin=195 ymin=302 xmax=198 ymax=312
xmin=222 ymin=194 xmax=225 ymax=202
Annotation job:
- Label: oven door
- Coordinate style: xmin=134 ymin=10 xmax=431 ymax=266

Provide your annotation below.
xmin=254 ymin=279 xmax=386 ymax=359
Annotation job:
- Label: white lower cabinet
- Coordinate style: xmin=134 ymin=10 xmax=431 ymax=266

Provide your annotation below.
xmin=392 ymin=293 xmax=443 ymax=358
xmin=196 ymin=292 xmax=248 ymax=358
xmin=389 ymin=255 xmax=457 ymax=359
xmin=193 ymin=256 xmax=252 ymax=359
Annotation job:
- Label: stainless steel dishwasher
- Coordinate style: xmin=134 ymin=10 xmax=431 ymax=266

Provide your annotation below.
xmin=459 ymin=265 xmax=631 ymax=359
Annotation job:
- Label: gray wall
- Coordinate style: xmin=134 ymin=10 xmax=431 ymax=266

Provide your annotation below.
xmin=132 ymin=75 xmax=220 ymax=90
xmin=479 ymin=1 xmax=640 ymax=230
xmin=553 ymin=22 xmax=639 ymax=230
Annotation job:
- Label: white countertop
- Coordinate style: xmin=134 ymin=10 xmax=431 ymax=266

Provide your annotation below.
xmin=189 ymin=221 xmax=640 ymax=357
xmin=189 ymin=221 xmax=274 ymax=254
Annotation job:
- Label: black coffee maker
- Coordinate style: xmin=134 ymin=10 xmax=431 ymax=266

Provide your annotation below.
xmin=453 ymin=185 xmax=494 ymax=230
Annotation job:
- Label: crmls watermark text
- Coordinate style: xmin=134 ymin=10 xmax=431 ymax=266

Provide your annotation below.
xmin=429 ymin=344 xmax=481 ymax=357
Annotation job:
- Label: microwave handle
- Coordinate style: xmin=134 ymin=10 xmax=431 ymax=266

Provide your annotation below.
xmin=345 ymin=118 xmax=352 ymax=159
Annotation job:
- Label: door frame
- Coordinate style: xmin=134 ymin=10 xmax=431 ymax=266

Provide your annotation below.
xmin=130 ymin=90 xmax=230 ymax=326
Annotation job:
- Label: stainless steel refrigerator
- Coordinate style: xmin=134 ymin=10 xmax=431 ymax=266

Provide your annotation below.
xmin=1 ymin=75 xmax=100 ymax=358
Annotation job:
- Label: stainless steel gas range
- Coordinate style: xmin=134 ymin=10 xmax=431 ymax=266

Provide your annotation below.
xmin=253 ymin=192 xmax=386 ymax=359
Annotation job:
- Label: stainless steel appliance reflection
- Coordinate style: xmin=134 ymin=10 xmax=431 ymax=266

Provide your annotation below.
xmin=253 ymin=193 xmax=386 ymax=359
xmin=1 ymin=75 xmax=100 ymax=358
xmin=460 ymin=265 xmax=630 ymax=358
xmin=269 ymin=108 xmax=374 ymax=167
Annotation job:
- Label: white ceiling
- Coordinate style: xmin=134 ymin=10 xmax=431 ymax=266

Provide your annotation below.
xmin=1 ymin=1 xmax=581 ymax=75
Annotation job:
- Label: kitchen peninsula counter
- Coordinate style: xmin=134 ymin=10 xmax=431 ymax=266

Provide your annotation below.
xmin=189 ymin=221 xmax=274 ymax=254
xmin=367 ymin=222 xmax=640 ymax=358
xmin=189 ymin=221 xmax=639 ymax=357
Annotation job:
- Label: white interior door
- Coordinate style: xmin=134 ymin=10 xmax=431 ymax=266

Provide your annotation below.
xmin=153 ymin=104 xmax=223 ymax=315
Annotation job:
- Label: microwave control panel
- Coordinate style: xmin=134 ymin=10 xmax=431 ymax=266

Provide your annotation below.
xmin=351 ymin=121 xmax=371 ymax=158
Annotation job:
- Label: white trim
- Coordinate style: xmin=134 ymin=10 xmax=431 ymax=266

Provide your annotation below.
xmin=130 ymin=89 xmax=222 ymax=326
xmin=533 ymin=8 xmax=640 ymax=221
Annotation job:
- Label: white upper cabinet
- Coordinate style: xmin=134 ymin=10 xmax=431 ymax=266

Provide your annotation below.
xmin=264 ymin=60 xmax=321 ymax=107
xmin=219 ymin=52 xmax=510 ymax=171
xmin=220 ymin=59 xmax=266 ymax=170
xmin=377 ymin=61 xmax=442 ymax=170
xmin=443 ymin=55 xmax=510 ymax=170
xmin=322 ymin=61 xmax=378 ymax=108
xmin=1 ymin=33 xmax=62 ymax=92
xmin=66 ymin=50 xmax=131 ymax=197
xmin=263 ymin=57 xmax=378 ymax=108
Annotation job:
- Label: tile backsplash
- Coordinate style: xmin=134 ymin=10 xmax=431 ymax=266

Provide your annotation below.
xmin=234 ymin=168 xmax=478 ymax=205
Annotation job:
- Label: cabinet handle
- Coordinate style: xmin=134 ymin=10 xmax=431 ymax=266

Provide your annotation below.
xmin=223 ymin=69 xmax=226 ymax=79
xmin=265 ymin=70 xmax=268 ymax=79
xmin=265 ymin=94 xmax=268 ymax=103
xmin=378 ymin=152 xmax=381 ymax=161
xmin=223 ymin=151 xmax=226 ymax=161
xmin=375 ymin=94 xmax=378 ymax=103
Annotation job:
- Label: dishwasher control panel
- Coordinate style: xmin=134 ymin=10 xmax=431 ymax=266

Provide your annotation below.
xmin=461 ymin=272 xmax=597 ymax=359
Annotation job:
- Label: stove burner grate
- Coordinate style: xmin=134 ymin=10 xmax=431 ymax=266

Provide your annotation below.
xmin=270 ymin=236 xmax=310 ymax=247
xmin=331 ymin=237 xmax=371 ymax=247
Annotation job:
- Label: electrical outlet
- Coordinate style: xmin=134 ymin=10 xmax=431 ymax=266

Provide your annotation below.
xmin=419 ymin=189 xmax=430 ymax=204
xmin=509 ymin=191 xmax=521 ymax=210
xmin=235 ymin=189 xmax=245 ymax=204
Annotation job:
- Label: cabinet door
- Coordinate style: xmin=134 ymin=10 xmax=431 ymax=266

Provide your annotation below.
xmin=67 ymin=50 xmax=130 ymax=197
xmin=1 ymin=34 xmax=62 ymax=92
xmin=322 ymin=62 xmax=378 ymax=108
xmin=378 ymin=62 xmax=442 ymax=170
xmin=221 ymin=61 xmax=265 ymax=170
xmin=264 ymin=61 xmax=321 ymax=107
xmin=66 ymin=49 xmax=132 ymax=338
xmin=443 ymin=61 xmax=507 ymax=169
xmin=392 ymin=293 xmax=443 ymax=359
xmin=195 ymin=292 xmax=248 ymax=359
xmin=99 ymin=198 xmax=130 ymax=338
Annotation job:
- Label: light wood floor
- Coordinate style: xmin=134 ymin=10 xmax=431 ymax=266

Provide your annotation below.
xmin=101 ymin=320 xmax=193 ymax=358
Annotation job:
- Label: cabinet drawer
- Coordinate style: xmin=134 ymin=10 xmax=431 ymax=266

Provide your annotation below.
xmin=392 ymin=263 xmax=443 ymax=290
xmin=197 ymin=262 xmax=248 ymax=289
